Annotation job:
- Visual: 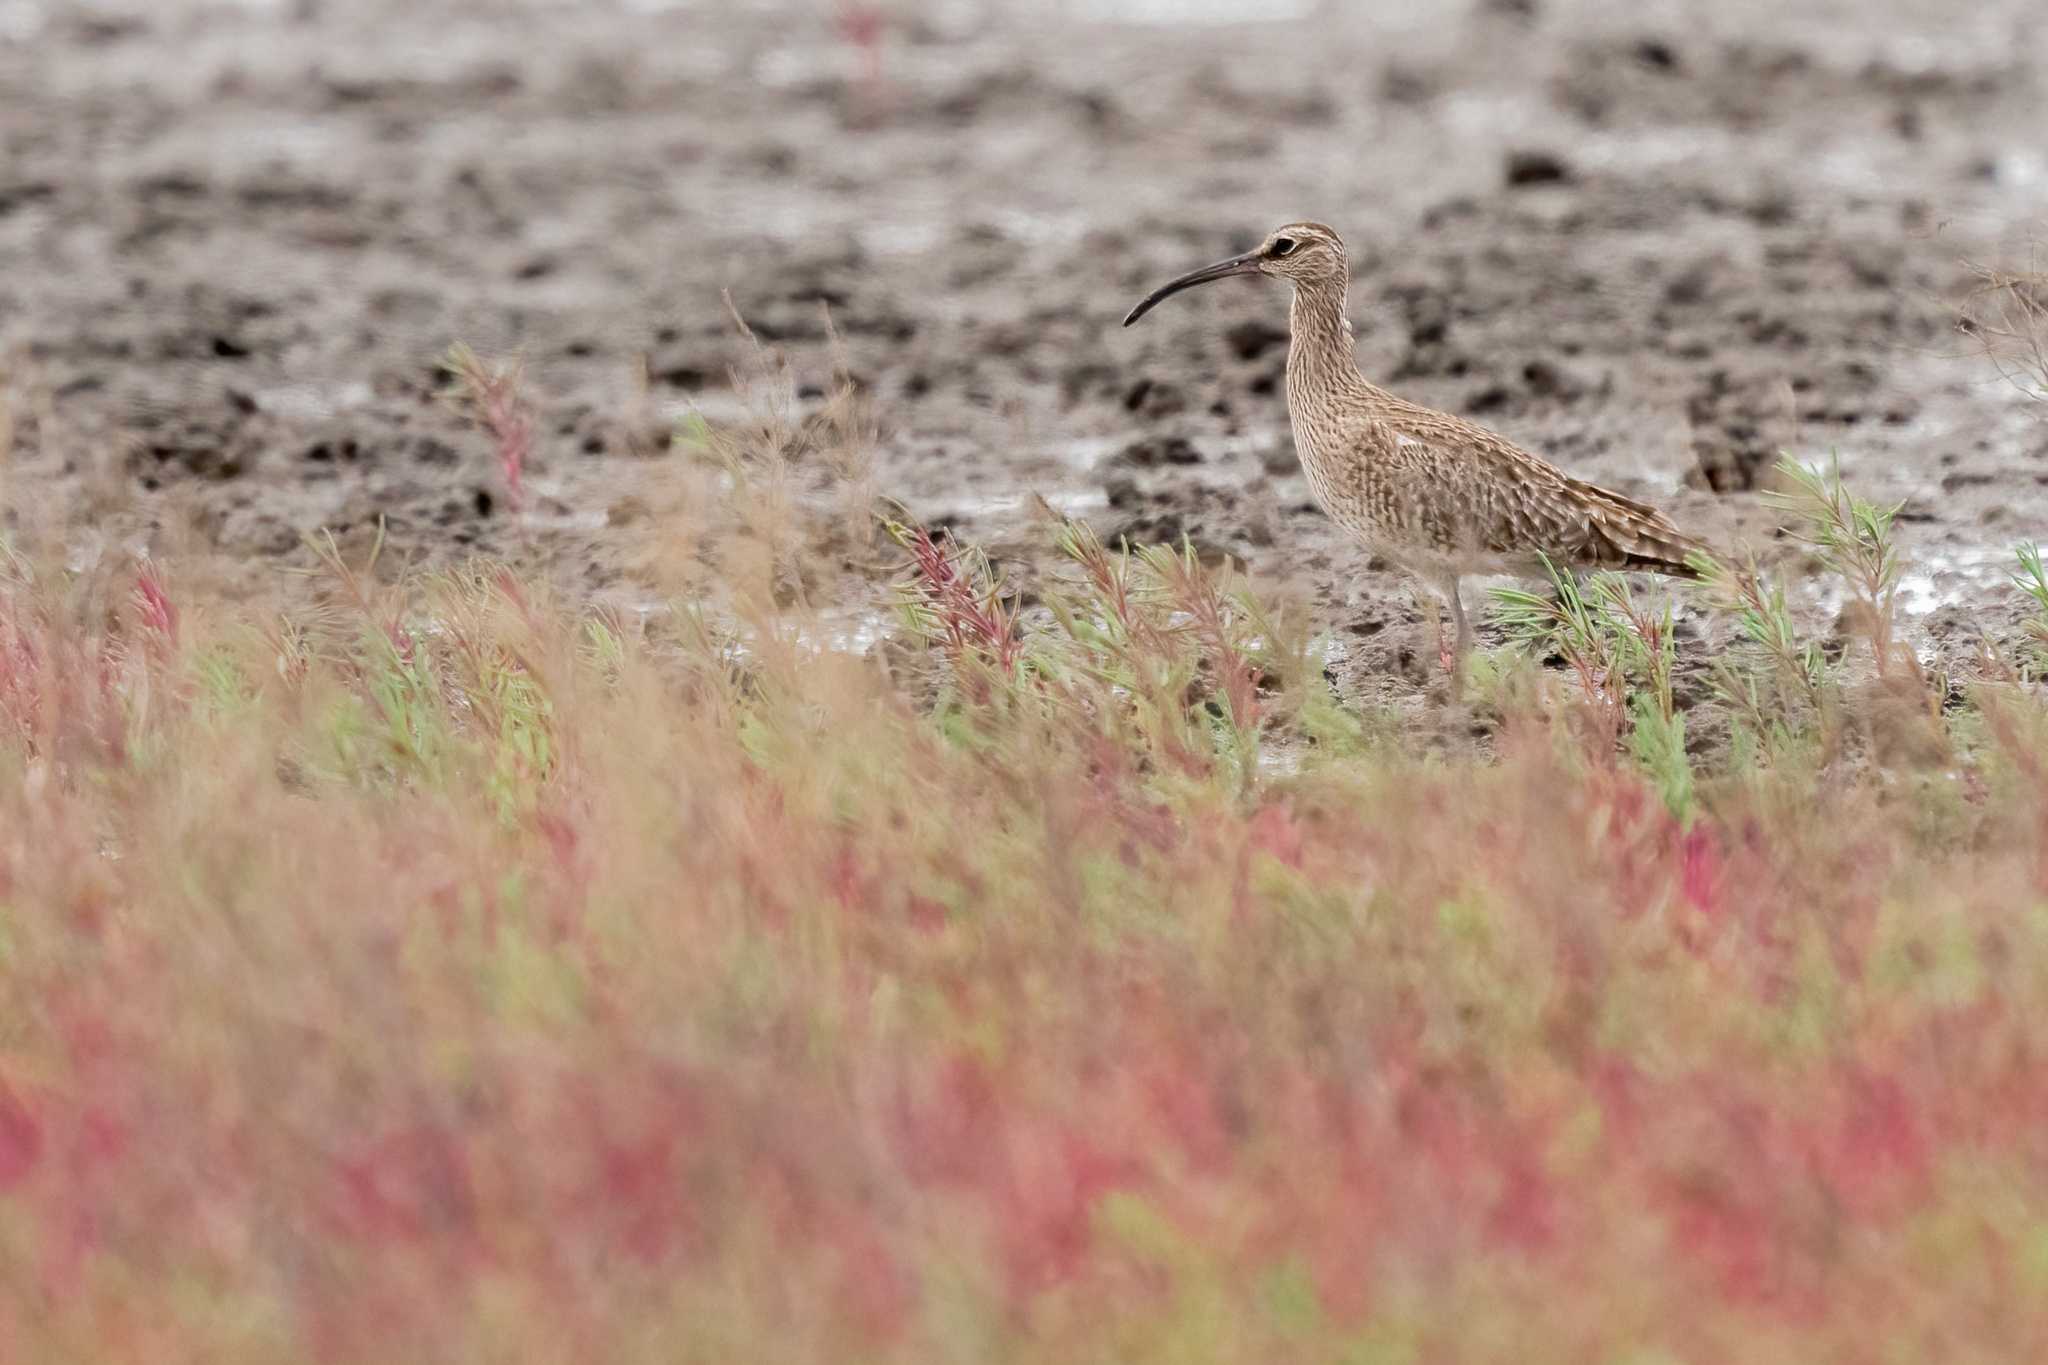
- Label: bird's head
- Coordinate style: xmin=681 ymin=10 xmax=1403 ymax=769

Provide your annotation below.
xmin=1122 ymin=222 xmax=1347 ymax=327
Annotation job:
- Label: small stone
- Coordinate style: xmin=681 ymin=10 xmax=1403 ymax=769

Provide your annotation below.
xmin=1505 ymin=150 xmax=1573 ymax=187
xmin=1224 ymin=318 xmax=1289 ymax=362
xmin=1634 ymin=37 xmax=1680 ymax=71
xmin=1115 ymin=435 xmax=1202 ymax=468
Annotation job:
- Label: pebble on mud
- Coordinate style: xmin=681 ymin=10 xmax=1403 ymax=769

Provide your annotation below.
xmin=1504 ymin=150 xmax=1574 ymax=187
xmin=1113 ymin=435 xmax=1203 ymax=468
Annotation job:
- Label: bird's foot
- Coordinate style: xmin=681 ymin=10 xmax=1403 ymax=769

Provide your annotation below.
xmin=1430 ymin=637 xmax=1469 ymax=704
xmin=1433 ymin=617 xmax=1460 ymax=679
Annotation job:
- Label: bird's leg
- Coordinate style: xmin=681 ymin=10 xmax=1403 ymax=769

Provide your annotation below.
xmin=1442 ymin=573 xmax=1473 ymax=664
xmin=1441 ymin=573 xmax=1474 ymax=687
xmin=1417 ymin=585 xmax=1450 ymax=678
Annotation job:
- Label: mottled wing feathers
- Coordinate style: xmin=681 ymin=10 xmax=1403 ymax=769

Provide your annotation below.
xmin=1372 ymin=408 xmax=1704 ymax=577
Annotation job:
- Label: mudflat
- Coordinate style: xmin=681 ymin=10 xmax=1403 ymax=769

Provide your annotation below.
xmin=3 ymin=0 xmax=2044 ymax=703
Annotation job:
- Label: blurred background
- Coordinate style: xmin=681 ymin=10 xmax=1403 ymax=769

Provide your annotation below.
xmin=2 ymin=0 xmax=2045 ymax=674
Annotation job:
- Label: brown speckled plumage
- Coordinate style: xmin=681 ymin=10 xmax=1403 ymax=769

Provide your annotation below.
xmin=1125 ymin=221 xmax=1707 ymax=668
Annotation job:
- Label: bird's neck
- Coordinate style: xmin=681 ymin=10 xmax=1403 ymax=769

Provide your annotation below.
xmin=1286 ymin=277 xmax=1381 ymax=408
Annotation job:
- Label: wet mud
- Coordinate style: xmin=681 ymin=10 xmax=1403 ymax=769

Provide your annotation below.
xmin=3 ymin=0 xmax=2045 ymax=715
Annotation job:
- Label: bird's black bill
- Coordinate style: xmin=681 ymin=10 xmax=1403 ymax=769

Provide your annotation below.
xmin=1121 ymin=250 xmax=1263 ymax=326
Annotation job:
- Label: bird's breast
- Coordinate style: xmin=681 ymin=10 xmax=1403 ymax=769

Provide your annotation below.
xmin=1288 ymin=420 xmax=1380 ymax=535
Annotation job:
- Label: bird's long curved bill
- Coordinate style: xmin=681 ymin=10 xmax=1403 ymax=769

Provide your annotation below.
xmin=1121 ymin=250 xmax=1263 ymax=326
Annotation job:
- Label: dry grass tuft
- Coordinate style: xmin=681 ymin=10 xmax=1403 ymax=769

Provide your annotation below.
xmin=1961 ymin=255 xmax=2048 ymax=408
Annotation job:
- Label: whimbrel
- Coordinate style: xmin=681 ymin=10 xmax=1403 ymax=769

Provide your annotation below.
xmin=1124 ymin=222 xmax=1705 ymax=677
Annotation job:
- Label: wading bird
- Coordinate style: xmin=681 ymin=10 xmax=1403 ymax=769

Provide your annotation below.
xmin=1124 ymin=221 xmax=1705 ymax=680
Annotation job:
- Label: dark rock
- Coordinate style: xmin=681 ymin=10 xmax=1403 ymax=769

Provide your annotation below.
xmin=1224 ymin=318 xmax=1289 ymax=362
xmin=1115 ymin=435 xmax=1202 ymax=468
xmin=1505 ymin=150 xmax=1573 ymax=187
xmin=1634 ymin=38 xmax=1681 ymax=71
xmin=1465 ymin=384 xmax=1513 ymax=414
xmin=1123 ymin=376 xmax=1186 ymax=420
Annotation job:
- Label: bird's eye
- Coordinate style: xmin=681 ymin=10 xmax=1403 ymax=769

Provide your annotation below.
xmin=1270 ymin=237 xmax=1298 ymax=257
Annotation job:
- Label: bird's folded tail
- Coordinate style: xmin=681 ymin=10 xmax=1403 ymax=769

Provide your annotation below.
xmin=1575 ymin=479 xmax=1712 ymax=579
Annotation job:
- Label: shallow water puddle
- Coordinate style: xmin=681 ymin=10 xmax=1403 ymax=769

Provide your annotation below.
xmin=1799 ymin=544 xmax=2023 ymax=620
xmin=1051 ymin=436 xmax=1123 ymax=471
xmin=1066 ymin=0 xmax=1316 ymax=22
xmin=254 ymin=381 xmax=375 ymax=424
xmin=811 ymin=605 xmax=896 ymax=654
xmin=750 ymin=605 xmax=899 ymax=659
xmin=950 ymin=485 xmax=1109 ymax=522
xmin=1895 ymin=546 xmax=2026 ymax=616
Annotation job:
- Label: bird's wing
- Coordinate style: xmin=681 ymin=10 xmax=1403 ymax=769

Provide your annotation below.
xmin=1386 ymin=418 xmax=1706 ymax=577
